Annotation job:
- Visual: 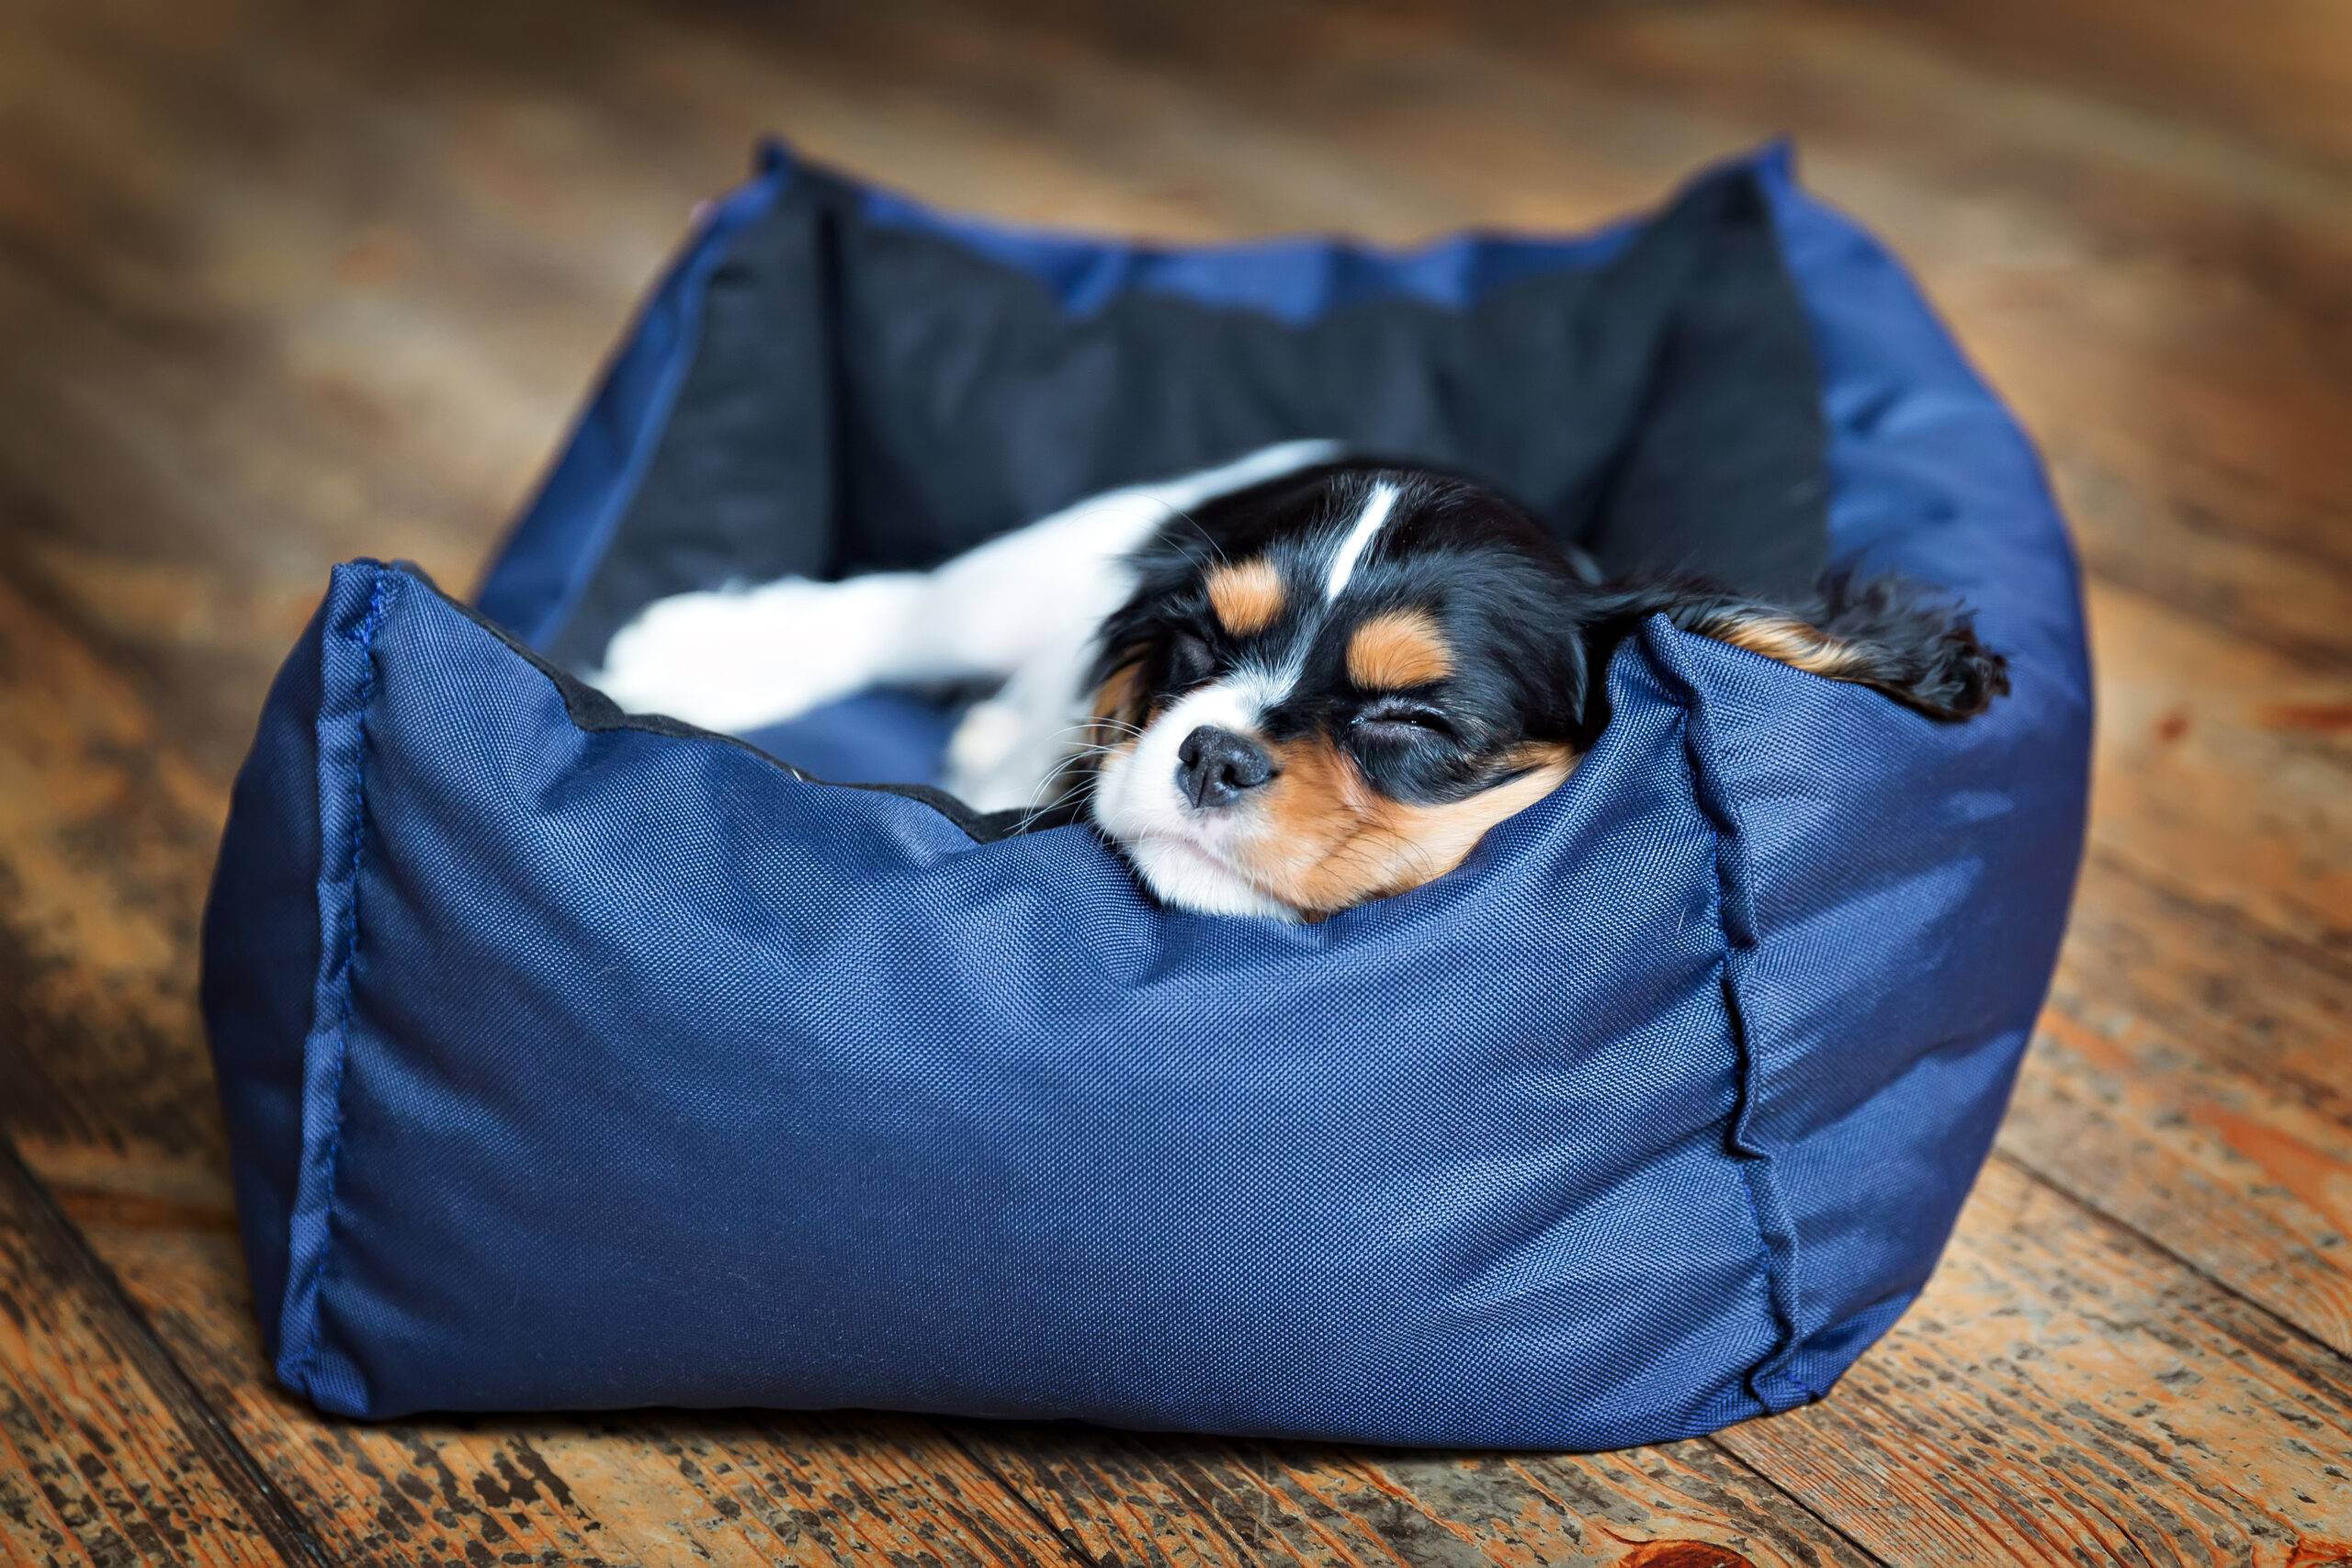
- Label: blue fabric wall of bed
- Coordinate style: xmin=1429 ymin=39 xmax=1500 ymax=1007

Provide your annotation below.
xmin=200 ymin=142 xmax=2091 ymax=1448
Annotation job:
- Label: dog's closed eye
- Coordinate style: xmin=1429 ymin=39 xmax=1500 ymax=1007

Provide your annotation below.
xmin=1351 ymin=700 xmax=1454 ymax=741
xmin=1165 ymin=631 xmax=1217 ymax=687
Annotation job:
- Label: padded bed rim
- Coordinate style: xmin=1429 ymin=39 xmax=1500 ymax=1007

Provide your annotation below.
xmin=479 ymin=140 xmax=1831 ymax=660
xmin=262 ymin=555 xmax=1799 ymax=1433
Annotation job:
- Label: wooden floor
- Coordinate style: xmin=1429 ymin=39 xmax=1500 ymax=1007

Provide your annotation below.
xmin=3 ymin=0 xmax=2349 ymax=1562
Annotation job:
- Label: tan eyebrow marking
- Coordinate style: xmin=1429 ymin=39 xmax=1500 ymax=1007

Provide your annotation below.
xmin=1346 ymin=608 xmax=1453 ymax=691
xmin=1091 ymin=657 xmax=1146 ymax=728
xmin=1205 ymin=558 xmax=1285 ymax=637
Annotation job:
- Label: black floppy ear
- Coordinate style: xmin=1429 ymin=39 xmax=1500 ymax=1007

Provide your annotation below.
xmin=1587 ymin=571 xmax=2011 ymax=721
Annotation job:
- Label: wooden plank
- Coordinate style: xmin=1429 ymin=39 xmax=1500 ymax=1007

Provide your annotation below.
xmin=74 ymin=1214 xmax=1086 ymax=1568
xmin=0 ymin=1147 xmax=318 ymax=1568
xmin=0 ymin=570 xmax=237 ymax=1214
xmin=2008 ymin=1000 xmax=2352 ymax=1357
xmin=2080 ymin=578 xmax=2352 ymax=952
xmin=77 ymin=1208 xmax=1884 ymax=1568
xmin=1349 ymin=0 xmax=2352 ymax=242
xmin=0 ymin=0 xmax=681 ymax=484
xmin=1716 ymin=1157 xmax=2352 ymax=1564
xmin=1819 ymin=0 xmax=2352 ymax=175
xmin=968 ymin=1428 xmax=1878 ymax=1568
xmin=1994 ymin=853 xmax=2352 ymax=1359
xmin=2052 ymin=851 xmax=2351 ymax=1111
xmin=0 ymin=0 xmax=1393 ymax=784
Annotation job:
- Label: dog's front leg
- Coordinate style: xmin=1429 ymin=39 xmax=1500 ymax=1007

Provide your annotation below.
xmin=591 ymin=570 xmax=936 ymax=733
xmin=587 ymin=491 xmax=1157 ymax=736
xmin=592 ymin=439 xmax=1343 ymax=746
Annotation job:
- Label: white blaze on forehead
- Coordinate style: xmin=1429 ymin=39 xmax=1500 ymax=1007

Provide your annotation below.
xmin=1322 ymin=481 xmax=1399 ymax=603
xmin=1169 ymin=663 xmax=1291 ymax=735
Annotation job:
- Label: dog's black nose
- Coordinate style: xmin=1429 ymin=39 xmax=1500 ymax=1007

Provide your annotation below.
xmin=1176 ymin=725 xmax=1275 ymax=809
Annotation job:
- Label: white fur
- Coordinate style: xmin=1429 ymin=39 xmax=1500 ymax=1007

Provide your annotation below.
xmin=592 ymin=572 xmax=930 ymax=733
xmin=591 ymin=440 xmax=1342 ymax=830
xmin=1087 ymin=665 xmax=1300 ymax=920
xmin=1322 ymin=481 xmax=1397 ymax=602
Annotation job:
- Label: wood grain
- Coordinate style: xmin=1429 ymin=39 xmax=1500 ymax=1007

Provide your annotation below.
xmin=75 ymin=1216 xmax=1088 ymax=1567
xmin=2001 ymin=856 xmax=2352 ymax=1359
xmin=76 ymin=1213 xmax=1880 ymax=1568
xmin=1825 ymin=0 xmax=2352 ymax=177
xmin=1718 ymin=1158 xmax=2352 ymax=1564
xmin=0 ymin=1148 xmax=315 ymax=1567
xmin=964 ymin=1427 xmax=1874 ymax=1568
xmin=0 ymin=570 xmax=236 ymax=1209
xmin=2078 ymin=578 xmax=2352 ymax=951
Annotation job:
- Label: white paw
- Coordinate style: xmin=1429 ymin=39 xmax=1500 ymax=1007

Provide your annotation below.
xmin=591 ymin=577 xmax=913 ymax=733
xmin=942 ymin=701 xmax=1068 ymax=814
xmin=944 ymin=700 xmax=1024 ymax=781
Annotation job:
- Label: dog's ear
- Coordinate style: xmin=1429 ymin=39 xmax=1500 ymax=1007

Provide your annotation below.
xmin=1583 ymin=572 xmax=2011 ymax=721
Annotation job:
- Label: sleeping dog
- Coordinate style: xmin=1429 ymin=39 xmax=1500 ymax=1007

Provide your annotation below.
xmin=594 ymin=442 xmax=2007 ymax=919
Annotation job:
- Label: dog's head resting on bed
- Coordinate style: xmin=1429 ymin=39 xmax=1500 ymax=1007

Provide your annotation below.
xmin=1081 ymin=464 xmax=2008 ymax=921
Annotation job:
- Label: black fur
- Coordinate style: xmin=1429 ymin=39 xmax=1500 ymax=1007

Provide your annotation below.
xmin=1091 ymin=463 xmax=2007 ymax=800
xmin=1578 ymin=570 xmax=2010 ymax=724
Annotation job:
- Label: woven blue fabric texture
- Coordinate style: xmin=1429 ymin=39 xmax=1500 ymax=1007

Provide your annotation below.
xmin=201 ymin=144 xmax=2089 ymax=1447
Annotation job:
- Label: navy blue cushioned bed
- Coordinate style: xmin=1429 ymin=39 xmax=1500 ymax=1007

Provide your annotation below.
xmin=200 ymin=141 xmax=2091 ymax=1449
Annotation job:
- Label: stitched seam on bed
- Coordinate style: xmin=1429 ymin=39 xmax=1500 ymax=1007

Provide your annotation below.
xmin=1651 ymin=623 xmax=1809 ymax=1413
xmin=297 ymin=566 xmax=400 ymax=1397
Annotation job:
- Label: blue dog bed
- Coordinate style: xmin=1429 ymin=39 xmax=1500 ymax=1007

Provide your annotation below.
xmin=201 ymin=142 xmax=2090 ymax=1449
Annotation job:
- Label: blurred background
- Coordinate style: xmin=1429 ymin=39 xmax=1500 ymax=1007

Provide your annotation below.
xmin=8 ymin=1 xmax=2346 ymax=773
xmin=4 ymin=3 xmax=2349 ymax=1563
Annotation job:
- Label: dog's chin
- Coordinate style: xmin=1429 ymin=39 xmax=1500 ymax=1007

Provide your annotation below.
xmin=1117 ymin=831 xmax=1303 ymax=921
xmin=1090 ymin=743 xmax=1304 ymax=922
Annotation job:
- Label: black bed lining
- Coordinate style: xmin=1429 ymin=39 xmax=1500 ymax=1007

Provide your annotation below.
xmin=544 ymin=164 xmax=1831 ymax=671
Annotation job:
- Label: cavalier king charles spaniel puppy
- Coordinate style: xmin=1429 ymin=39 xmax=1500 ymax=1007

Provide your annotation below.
xmin=595 ymin=441 xmax=2007 ymax=919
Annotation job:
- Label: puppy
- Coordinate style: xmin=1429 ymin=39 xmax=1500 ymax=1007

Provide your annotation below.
xmin=594 ymin=442 xmax=2007 ymax=919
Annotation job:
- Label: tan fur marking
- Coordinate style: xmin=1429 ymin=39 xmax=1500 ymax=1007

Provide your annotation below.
xmin=1091 ymin=660 xmax=1145 ymax=728
xmin=1346 ymin=609 xmax=1453 ymax=691
xmin=1049 ymin=661 xmax=1147 ymax=817
xmin=1204 ymin=558 xmax=1285 ymax=637
xmin=1703 ymin=611 xmax=1865 ymax=678
xmin=1224 ymin=736 xmax=1577 ymax=916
